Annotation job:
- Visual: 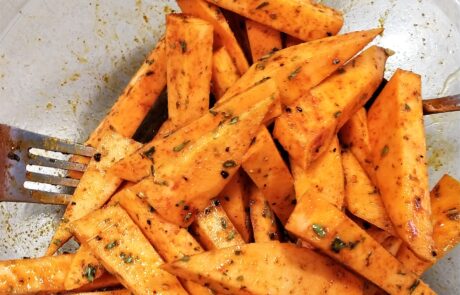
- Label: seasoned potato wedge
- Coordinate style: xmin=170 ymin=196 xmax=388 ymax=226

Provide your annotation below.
xmin=212 ymin=47 xmax=241 ymax=99
xmin=286 ymin=193 xmax=436 ymax=295
xmin=166 ymin=14 xmax=213 ymax=128
xmin=203 ymin=0 xmax=343 ymax=41
xmin=249 ymin=184 xmax=280 ymax=242
xmin=71 ymin=206 xmax=187 ymax=295
xmin=162 ymin=242 xmax=363 ymax=295
xmin=65 ymin=243 xmax=105 ymax=290
xmin=368 ymin=69 xmax=434 ymax=262
xmin=291 ymin=136 xmax=344 ymax=208
xmin=46 ymin=131 xmax=141 ymax=255
xmin=274 ymin=45 xmax=387 ymax=169
xmin=246 ymin=19 xmax=282 ymax=61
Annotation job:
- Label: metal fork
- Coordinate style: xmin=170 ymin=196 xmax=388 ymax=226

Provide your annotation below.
xmin=0 ymin=124 xmax=95 ymax=205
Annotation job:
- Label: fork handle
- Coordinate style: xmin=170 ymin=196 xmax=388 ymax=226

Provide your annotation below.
xmin=423 ymin=95 xmax=460 ymax=115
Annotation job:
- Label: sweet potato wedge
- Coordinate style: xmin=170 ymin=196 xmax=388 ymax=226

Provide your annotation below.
xmin=212 ymin=47 xmax=241 ymax=99
xmin=71 ymin=206 xmax=187 ymax=295
xmin=111 ymin=77 xmax=278 ymax=183
xmin=367 ymin=69 xmax=434 ymax=262
xmin=203 ymin=0 xmax=343 ymax=42
xmin=286 ymin=194 xmax=435 ymax=295
xmin=397 ymin=174 xmax=460 ymax=275
xmin=242 ymin=127 xmax=295 ymax=223
xmin=0 ymin=254 xmax=73 ymax=294
xmin=65 ymin=243 xmax=105 ymax=290
xmin=46 ymin=131 xmax=142 ymax=255
xmin=69 ymin=273 xmax=120 ymax=293
xmin=166 ymin=14 xmax=213 ymax=128
xmin=342 ymin=149 xmax=395 ymax=234
xmin=162 ymin=242 xmax=363 ymax=295
xmin=191 ymin=199 xmax=246 ymax=250
xmin=340 ymin=107 xmax=374 ymax=176
xmin=274 ymin=45 xmax=387 ymax=169
xmin=249 ymin=184 xmax=280 ymax=242
xmin=86 ymin=38 xmax=166 ymax=147
xmin=365 ymin=226 xmax=402 ymax=256
xmin=291 ymin=136 xmax=344 ymax=208
xmin=220 ymin=29 xmax=383 ymax=106
xmin=112 ymin=190 xmax=211 ymax=295
xmin=245 ymin=19 xmax=282 ymax=61
xmin=177 ymin=0 xmax=249 ymax=74
xmin=218 ymin=173 xmax=251 ymax=243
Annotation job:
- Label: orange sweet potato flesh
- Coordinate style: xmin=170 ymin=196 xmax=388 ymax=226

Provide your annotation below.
xmin=291 ymin=136 xmax=344 ymax=208
xmin=203 ymin=0 xmax=343 ymax=42
xmin=71 ymin=206 xmax=187 ymax=295
xmin=65 ymin=243 xmax=105 ymax=290
xmin=367 ymin=69 xmax=434 ymax=262
xmin=113 ymin=81 xmax=277 ymax=227
xmin=249 ymin=184 xmax=280 ymax=242
xmin=176 ymin=0 xmax=249 ymax=74
xmin=274 ymin=45 xmax=387 ymax=170
xmin=166 ymin=14 xmax=213 ymax=129
xmin=112 ymin=190 xmax=212 ymax=295
xmin=242 ymin=127 xmax=295 ymax=223
xmin=212 ymin=47 xmax=241 ymax=99
xmin=342 ymin=149 xmax=396 ymax=235
xmin=0 ymin=254 xmax=73 ymax=294
xmin=246 ymin=19 xmax=282 ymax=61
xmin=69 ymin=273 xmax=120 ymax=293
xmin=220 ymin=29 xmax=383 ymax=107
xmin=46 ymin=131 xmax=142 ymax=255
xmin=286 ymin=194 xmax=436 ymax=295
xmin=162 ymin=242 xmax=363 ymax=295
xmin=397 ymin=174 xmax=460 ymax=275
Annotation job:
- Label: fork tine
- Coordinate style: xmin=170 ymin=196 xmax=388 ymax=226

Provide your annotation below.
xmin=27 ymin=154 xmax=88 ymax=172
xmin=29 ymin=190 xmax=72 ymax=205
xmin=26 ymin=172 xmax=80 ymax=187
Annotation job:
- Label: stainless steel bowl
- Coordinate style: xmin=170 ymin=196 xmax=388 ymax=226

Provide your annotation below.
xmin=0 ymin=0 xmax=459 ymax=293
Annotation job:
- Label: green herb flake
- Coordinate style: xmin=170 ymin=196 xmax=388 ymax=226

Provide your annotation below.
xmin=179 ymin=40 xmax=187 ymax=53
xmin=184 ymin=212 xmax=193 ymax=222
xmin=312 ymin=224 xmax=327 ymax=238
xmin=209 ymin=109 xmax=218 ymax=116
xmin=229 ymin=116 xmax=239 ymax=125
xmin=142 ymin=146 xmax=155 ymax=159
xmin=288 ymin=67 xmax=302 ymax=80
xmin=84 ymin=264 xmax=96 ymax=282
xmin=220 ymin=218 xmax=228 ymax=229
xmin=256 ymin=63 xmax=265 ymax=70
xmin=154 ymin=179 xmax=168 ymax=186
xmin=255 ymin=1 xmax=269 ymax=9
xmin=53 ymin=239 xmax=62 ymax=246
xmin=223 ymin=160 xmax=237 ymax=168
xmin=381 ymin=145 xmax=390 ymax=157
xmin=254 ymin=76 xmax=271 ymax=85
xmin=331 ymin=237 xmax=347 ymax=253
xmin=334 ymin=111 xmax=342 ymax=118
xmin=236 ymin=275 xmax=244 ymax=281
xmin=409 ymin=279 xmax=420 ymax=293
xmin=180 ymin=255 xmax=190 ymax=262
xmin=120 ymin=252 xmax=134 ymax=264
xmin=105 ymin=240 xmax=118 ymax=250
xmin=173 ymin=140 xmax=190 ymax=152
xmin=404 ymin=103 xmax=411 ymax=111
xmin=226 ymin=230 xmax=236 ymax=241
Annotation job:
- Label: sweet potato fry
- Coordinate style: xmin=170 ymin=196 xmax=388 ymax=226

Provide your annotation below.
xmin=46 ymin=131 xmax=142 ymax=255
xmin=367 ymin=69 xmax=434 ymax=262
xmin=286 ymin=193 xmax=436 ymax=295
xmin=212 ymin=47 xmax=241 ymax=99
xmin=203 ymin=0 xmax=343 ymax=42
xmin=291 ymin=136 xmax=344 ymax=208
xmin=69 ymin=273 xmax=120 ymax=293
xmin=86 ymin=38 xmax=166 ymax=147
xmin=397 ymin=174 xmax=460 ymax=275
xmin=71 ymin=206 xmax=187 ymax=295
xmin=342 ymin=149 xmax=395 ymax=234
xmin=218 ymin=173 xmax=251 ymax=242
xmin=365 ymin=226 xmax=402 ymax=256
xmin=65 ymin=243 xmax=105 ymax=290
xmin=340 ymin=107 xmax=374 ymax=176
xmin=0 ymin=254 xmax=73 ymax=294
xmin=274 ymin=45 xmax=387 ymax=169
xmin=249 ymin=184 xmax=280 ymax=242
xmin=245 ymin=19 xmax=282 ymax=61
xmin=162 ymin=242 xmax=363 ymax=295
xmin=112 ymin=190 xmax=212 ymax=295
xmin=191 ymin=199 xmax=246 ymax=250
xmin=177 ymin=0 xmax=249 ymax=74
xmin=220 ymin=29 xmax=383 ymax=106
xmin=71 ymin=290 xmax=131 ymax=295
xmin=242 ymin=127 xmax=295 ymax=223
xmin=166 ymin=14 xmax=213 ymax=128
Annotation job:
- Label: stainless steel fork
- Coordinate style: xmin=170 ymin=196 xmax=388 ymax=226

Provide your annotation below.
xmin=0 ymin=124 xmax=95 ymax=205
